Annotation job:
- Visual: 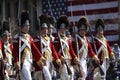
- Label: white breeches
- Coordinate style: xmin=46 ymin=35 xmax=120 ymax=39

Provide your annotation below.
xmin=60 ymin=63 xmax=74 ymax=80
xmin=74 ymin=59 xmax=87 ymax=80
xmin=79 ymin=59 xmax=87 ymax=80
xmin=93 ymin=59 xmax=109 ymax=80
xmin=34 ymin=60 xmax=52 ymax=80
xmin=21 ymin=63 xmax=32 ymax=80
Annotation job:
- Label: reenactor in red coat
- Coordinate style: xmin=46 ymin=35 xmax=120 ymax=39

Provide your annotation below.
xmin=47 ymin=15 xmax=55 ymax=42
xmin=72 ymin=16 xmax=99 ymax=80
xmin=93 ymin=19 xmax=115 ymax=80
xmin=53 ymin=15 xmax=79 ymax=80
xmin=47 ymin=15 xmax=61 ymax=79
xmin=2 ymin=30 xmax=13 ymax=80
xmin=33 ymin=14 xmax=61 ymax=80
xmin=12 ymin=11 xmax=45 ymax=80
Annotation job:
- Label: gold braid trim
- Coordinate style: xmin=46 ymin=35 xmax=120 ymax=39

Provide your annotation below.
xmin=21 ymin=46 xmax=32 ymax=63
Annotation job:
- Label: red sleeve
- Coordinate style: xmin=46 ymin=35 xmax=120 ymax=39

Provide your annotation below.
xmin=106 ymin=40 xmax=114 ymax=57
xmin=30 ymin=37 xmax=43 ymax=62
xmin=68 ymin=39 xmax=77 ymax=59
xmin=0 ymin=39 xmax=6 ymax=59
xmin=0 ymin=40 xmax=2 ymax=49
xmin=50 ymin=42 xmax=59 ymax=60
xmin=12 ymin=38 xmax=19 ymax=63
xmin=53 ymin=37 xmax=62 ymax=58
xmin=88 ymin=40 xmax=96 ymax=57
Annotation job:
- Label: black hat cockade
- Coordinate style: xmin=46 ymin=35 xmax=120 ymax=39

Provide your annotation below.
xmin=57 ymin=15 xmax=69 ymax=29
xmin=77 ymin=16 xmax=89 ymax=31
xmin=95 ymin=19 xmax=105 ymax=31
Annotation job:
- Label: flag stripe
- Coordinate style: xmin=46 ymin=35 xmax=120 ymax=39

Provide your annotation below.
xmin=68 ymin=1 xmax=118 ymax=12
xmin=90 ymin=24 xmax=118 ymax=31
xmin=69 ymin=13 xmax=118 ymax=22
xmin=68 ymin=0 xmax=117 ymax=6
xmin=106 ymin=35 xmax=119 ymax=41
xmin=89 ymin=18 xmax=118 ymax=25
xmin=68 ymin=7 xmax=118 ymax=17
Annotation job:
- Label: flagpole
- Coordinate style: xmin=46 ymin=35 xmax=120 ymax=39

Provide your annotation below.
xmin=118 ymin=0 xmax=120 ymax=45
xmin=48 ymin=0 xmax=56 ymax=23
xmin=2 ymin=0 xmax=6 ymax=22
xmin=83 ymin=4 xmax=87 ymax=17
xmin=70 ymin=1 xmax=83 ymax=77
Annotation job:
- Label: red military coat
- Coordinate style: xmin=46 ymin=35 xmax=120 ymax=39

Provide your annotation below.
xmin=12 ymin=33 xmax=44 ymax=68
xmin=53 ymin=35 xmax=77 ymax=63
xmin=72 ymin=34 xmax=98 ymax=60
xmin=93 ymin=36 xmax=114 ymax=64
xmin=33 ymin=35 xmax=61 ymax=71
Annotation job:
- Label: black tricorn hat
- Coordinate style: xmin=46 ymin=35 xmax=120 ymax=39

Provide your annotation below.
xmin=77 ymin=16 xmax=89 ymax=31
xmin=47 ymin=16 xmax=55 ymax=28
xmin=95 ymin=19 xmax=105 ymax=31
xmin=57 ymin=15 xmax=69 ymax=29
xmin=20 ymin=11 xmax=30 ymax=27
xmin=39 ymin=14 xmax=48 ymax=29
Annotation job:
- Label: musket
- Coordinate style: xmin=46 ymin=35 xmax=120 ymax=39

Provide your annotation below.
xmin=47 ymin=0 xmax=72 ymax=74
xmin=39 ymin=21 xmax=46 ymax=80
xmin=36 ymin=8 xmax=46 ymax=80
xmin=73 ymin=25 xmax=83 ymax=77
xmin=89 ymin=25 xmax=104 ymax=75
xmin=16 ymin=0 xmax=22 ymax=79
xmin=8 ymin=18 xmax=13 ymax=44
xmin=70 ymin=2 xmax=83 ymax=77
xmin=57 ymin=31 xmax=72 ymax=75
xmin=83 ymin=3 xmax=104 ymax=76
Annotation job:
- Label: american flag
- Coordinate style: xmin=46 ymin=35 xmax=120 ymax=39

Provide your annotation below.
xmin=42 ymin=0 xmax=119 ymax=46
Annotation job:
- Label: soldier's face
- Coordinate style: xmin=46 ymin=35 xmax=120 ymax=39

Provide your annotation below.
xmin=59 ymin=28 xmax=66 ymax=35
xmin=78 ymin=29 xmax=86 ymax=37
xmin=41 ymin=28 xmax=48 ymax=35
xmin=48 ymin=27 xmax=53 ymax=34
xmin=22 ymin=25 xmax=30 ymax=33
xmin=3 ymin=35 xmax=9 ymax=42
xmin=97 ymin=30 xmax=104 ymax=36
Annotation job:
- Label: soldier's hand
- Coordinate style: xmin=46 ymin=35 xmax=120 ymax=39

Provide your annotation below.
xmin=94 ymin=59 xmax=100 ymax=65
xmin=38 ymin=61 xmax=44 ymax=70
xmin=15 ymin=63 xmax=20 ymax=71
xmin=57 ymin=61 xmax=62 ymax=67
xmin=74 ymin=59 xmax=80 ymax=65
xmin=41 ymin=57 xmax=46 ymax=65
xmin=111 ymin=56 xmax=115 ymax=62
xmin=61 ymin=57 xmax=66 ymax=64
